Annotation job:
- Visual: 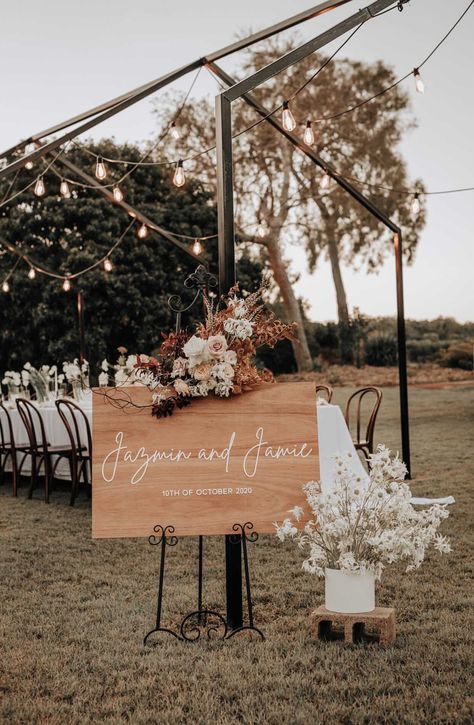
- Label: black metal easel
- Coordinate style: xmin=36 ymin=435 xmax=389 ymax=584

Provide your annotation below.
xmin=143 ymin=265 xmax=264 ymax=644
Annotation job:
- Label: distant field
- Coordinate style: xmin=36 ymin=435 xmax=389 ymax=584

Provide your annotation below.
xmin=1 ymin=386 xmax=473 ymax=724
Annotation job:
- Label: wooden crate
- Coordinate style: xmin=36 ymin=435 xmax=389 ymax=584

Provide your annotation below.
xmin=310 ymin=606 xmax=396 ymax=646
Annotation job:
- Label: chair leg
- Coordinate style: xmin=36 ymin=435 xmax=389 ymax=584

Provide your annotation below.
xmin=70 ymin=457 xmax=78 ymax=507
xmin=28 ymin=454 xmax=38 ymax=499
xmin=44 ymin=456 xmax=51 ymax=504
xmin=11 ymin=450 xmax=18 ymax=497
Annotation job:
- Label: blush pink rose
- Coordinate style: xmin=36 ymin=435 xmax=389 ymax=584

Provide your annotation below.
xmin=206 ymin=335 xmax=228 ymax=359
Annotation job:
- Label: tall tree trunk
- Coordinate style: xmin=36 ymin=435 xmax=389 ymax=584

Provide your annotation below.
xmin=327 ymin=236 xmax=353 ymax=363
xmin=327 ymin=236 xmax=349 ymax=326
xmin=267 ymin=239 xmax=313 ymax=372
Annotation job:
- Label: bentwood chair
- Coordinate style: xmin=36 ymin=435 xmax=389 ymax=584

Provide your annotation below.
xmin=0 ymin=403 xmax=30 ymax=496
xmin=16 ymin=398 xmax=73 ymax=503
xmin=56 ymin=399 xmax=92 ymax=506
xmin=315 ymin=385 xmax=333 ymax=403
xmin=344 ymin=387 xmax=383 ymax=462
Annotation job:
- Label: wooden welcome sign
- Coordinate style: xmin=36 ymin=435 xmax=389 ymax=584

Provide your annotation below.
xmin=92 ymin=381 xmax=318 ymax=538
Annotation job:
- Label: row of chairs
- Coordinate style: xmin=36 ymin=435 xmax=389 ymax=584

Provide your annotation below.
xmin=0 ymin=398 xmax=91 ymax=505
xmin=0 ymin=386 xmax=382 ymax=506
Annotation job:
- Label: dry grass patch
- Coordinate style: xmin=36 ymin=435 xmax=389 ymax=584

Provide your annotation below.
xmin=0 ymin=387 xmax=473 ymax=724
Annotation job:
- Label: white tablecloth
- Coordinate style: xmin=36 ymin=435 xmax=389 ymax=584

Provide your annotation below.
xmin=3 ymin=398 xmax=92 ymax=480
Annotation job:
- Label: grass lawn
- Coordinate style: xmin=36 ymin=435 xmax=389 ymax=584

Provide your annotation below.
xmin=1 ymin=386 xmax=473 ymax=724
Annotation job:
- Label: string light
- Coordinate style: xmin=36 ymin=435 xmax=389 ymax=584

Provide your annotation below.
xmin=60 ymin=179 xmax=71 ymax=198
xmin=413 ymin=68 xmax=424 ymax=94
xmin=62 ymin=277 xmax=71 ymax=292
xmin=282 ymin=101 xmax=296 ymax=132
xmin=173 ymin=160 xmax=186 ymax=187
xmin=28 ymin=267 xmax=36 ymax=280
xmin=303 ymin=119 xmax=315 ymax=145
xmin=103 ymin=258 xmax=113 ymax=272
xmin=320 ymin=172 xmax=331 ymax=190
xmin=95 ymin=157 xmax=107 ymax=180
xmin=170 ymin=122 xmax=180 ymax=140
xmin=34 ymin=176 xmax=46 ymax=197
xmin=137 ymin=223 xmax=149 ymax=239
xmin=2 ymin=280 xmax=10 ymax=293
xmin=113 ymin=185 xmax=124 ymax=202
xmin=411 ymin=193 xmax=421 ymax=215
xmin=25 ymin=159 xmax=34 ymax=170
xmin=192 ymin=239 xmax=203 ymax=255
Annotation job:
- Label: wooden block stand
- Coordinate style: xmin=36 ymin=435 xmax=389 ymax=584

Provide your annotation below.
xmin=310 ymin=606 xmax=396 ymax=647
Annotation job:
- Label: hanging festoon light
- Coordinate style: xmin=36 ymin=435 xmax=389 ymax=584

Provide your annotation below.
xmin=320 ymin=171 xmax=331 ymax=190
xmin=192 ymin=239 xmax=203 ymax=255
xmin=34 ymin=176 xmax=46 ymax=197
xmin=113 ymin=185 xmax=124 ymax=203
xmin=62 ymin=276 xmax=71 ymax=292
xmin=170 ymin=122 xmax=180 ymax=140
xmin=137 ymin=223 xmax=149 ymax=239
xmin=28 ymin=267 xmax=36 ymax=280
xmin=60 ymin=179 xmax=71 ymax=199
xmin=95 ymin=156 xmax=107 ymax=180
xmin=282 ymin=101 xmax=296 ymax=132
xmin=413 ymin=68 xmax=424 ymax=94
xmin=24 ymin=143 xmax=34 ymax=170
xmin=303 ymin=119 xmax=315 ymax=145
xmin=173 ymin=159 xmax=186 ymax=187
xmin=103 ymin=258 xmax=113 ymax=272
xmin=411 ymin=193 xmax=421 ymax=215
xmin=2 ymin=280 xmax=10 ymax=293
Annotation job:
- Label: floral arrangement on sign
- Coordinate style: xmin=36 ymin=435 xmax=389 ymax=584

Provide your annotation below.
xmin=100 ymin=347 xmax=145 ymax=387
xmin=275 ymin=445 xmax=451 ymax=580
xmin=133 ymin=284 xmax=296 ymax=418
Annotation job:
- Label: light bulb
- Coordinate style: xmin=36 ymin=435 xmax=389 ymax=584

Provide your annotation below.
xmin=320 ymin=172 xmax=330 ymax=190
xmin=2 ymin=280 xmax=10 ymax=293
xmin=411 ymin=194 xmax=421 ymax=215
xmin=303 ymin=120 xmax=315 ymax=145
xmin=60 ymin=179 xmax=71 ymax=198
xmin=24 ymin=144 xmax=34 ymax=169
xmin=256 ymin=222 xmax=267 ymax=239
xmin=137 ymin=223 xmax=148 ymax=239
xmin=103 ymin=258 xmax=113 ymax=272
xmin=34 ymin=176 xmax=46 ymax=196
xmin=170 ymin=122 xmax=180 ymax=140
xmin=113 ymin=185 xmax=123 ymax=203
xmin=95 ymin=157 xmax=107 ymax=180
xmin=282 ymin=101 xmax=296 ymax=132
xmin=173 ymin=160 xmax=186 ymax=187
xmin=413 ymin=68 xmax=424 ymax=94
xmin=28 ymin=267 xmax=36 ymax=280
xmin=62 ymin=278 xmax=71 ymax=292
xmin=192 ymin=239 xmax=203 ymax=255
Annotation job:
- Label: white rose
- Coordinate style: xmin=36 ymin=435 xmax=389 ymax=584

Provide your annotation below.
xmin=223 ymin=350 xmax=237 ymax=365
xmin=182 ymin=335 xmax=207 ymax=359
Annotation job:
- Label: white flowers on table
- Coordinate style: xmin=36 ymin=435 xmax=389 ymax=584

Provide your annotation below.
xmin=2 ymin=370 xmax=21 ymax=387
xmin=275 ymin=445 xmax=451 ymax=581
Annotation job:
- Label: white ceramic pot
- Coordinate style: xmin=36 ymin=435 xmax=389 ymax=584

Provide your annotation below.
xmin=325 ymin=568 xmax=375 ymax=613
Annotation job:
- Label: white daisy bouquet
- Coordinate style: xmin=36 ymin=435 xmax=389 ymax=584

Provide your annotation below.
xmin=275 ymin=445 xmax=451 ymax=580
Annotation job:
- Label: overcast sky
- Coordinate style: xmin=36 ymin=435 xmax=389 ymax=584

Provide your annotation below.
xmin=1 ymin=0 xmax=473 ymax=322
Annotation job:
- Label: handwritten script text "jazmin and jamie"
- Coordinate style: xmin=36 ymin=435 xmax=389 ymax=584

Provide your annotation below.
xmin=101 ymin=427 xmax=313 ymax=485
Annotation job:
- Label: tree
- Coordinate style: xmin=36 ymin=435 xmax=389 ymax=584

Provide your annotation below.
xmin=0 ymin=140 xmax=263 ymax=376
xmin=153 ymin=36 xmax=426 ymax=365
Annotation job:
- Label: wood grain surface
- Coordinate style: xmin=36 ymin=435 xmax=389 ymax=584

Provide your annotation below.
xmin=92 ymin=382 xmax=319 ymax=538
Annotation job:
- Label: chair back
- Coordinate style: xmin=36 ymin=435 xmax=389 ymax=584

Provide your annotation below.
xmin=16 ymin=398 xmax=48 ymax=452
xmin=55 ymin=399 xmax=92 ymax=458
xmin=344 ymin=387 xmax=383 ymax=453
xmin=0 ymin=403 xmax=15 ymax=450
xmin=315 ymin=385 xmax=333 ymax=403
